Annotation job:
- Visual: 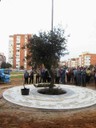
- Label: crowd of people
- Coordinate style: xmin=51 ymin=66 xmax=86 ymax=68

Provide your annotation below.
xmin=23 ymin=67 xmax=51 ymax=85
xmin=23 ymin=66 xmax=96 ymax=87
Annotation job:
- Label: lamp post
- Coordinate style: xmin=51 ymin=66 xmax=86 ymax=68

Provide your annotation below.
xmin=51 ymin=0 xmax=54 ymax=31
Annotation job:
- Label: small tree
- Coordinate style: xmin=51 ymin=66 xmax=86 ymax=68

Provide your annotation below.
xmin=27 ymin=27 xmax=69 ymax=87
xmin=1 ymin=62 xmax=7 ymax=68
xmin=20 ymin=66 xmax=24 ymax=70
xmin=6 ymin=62 xmax=12 ymax=68
xmin=1 ymin=62 xmax=12 ymax=69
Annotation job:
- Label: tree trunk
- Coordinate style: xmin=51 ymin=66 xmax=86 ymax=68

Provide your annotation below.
xmin=49 ymin=68 xmax=55 ymax=88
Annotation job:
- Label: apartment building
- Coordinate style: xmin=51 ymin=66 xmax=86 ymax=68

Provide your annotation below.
xmin=79 ymin=52 xmax=96 ymax=67
xmin=67 ymin=58 xmax=79 ymax=68
xmin=8 ymin=34 xmax=32 ymax=69
xmin=62 ymin=52 xmax=96 ymax=68
xmin=0 ymin=53 xmax=6 ymax=68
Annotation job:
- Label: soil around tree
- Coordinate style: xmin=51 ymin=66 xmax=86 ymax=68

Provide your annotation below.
xmin=0 ymin=78 xmax=96 ymax=128
xmin=38 ymin=87 xmax=66 ymax=95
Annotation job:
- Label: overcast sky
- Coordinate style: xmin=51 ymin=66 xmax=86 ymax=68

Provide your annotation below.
xmin=0 ymin=0 xmax=96 ymax=61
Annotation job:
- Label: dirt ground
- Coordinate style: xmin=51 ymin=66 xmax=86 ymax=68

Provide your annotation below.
xmin=0 ymin=78 xmax=96 ymax=128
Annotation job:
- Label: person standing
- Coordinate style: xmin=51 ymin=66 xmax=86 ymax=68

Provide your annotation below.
xmin=86 ymin=68 xmax=91 ymax=84
xmin=24 ymin=70 xmax=29 ymax=84
xmin=81 ymin=68 xmax=86 ymax=87
xmin=55 ymin=67 xmax=60 ymax=84
xmin=94 ymin=70 xmax=96 ymax=86
xmin=29 ymin=68 xmax=34 ymax=84
xmin=61 ymin=67 xmax=66 ymax=84
xmin=36 ymin=68 xmax=40 ymax=83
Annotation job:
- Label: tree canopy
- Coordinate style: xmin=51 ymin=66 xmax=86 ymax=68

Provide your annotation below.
xmin=1 ymin=62 xmax=12 ymax=69
xmin=27 ymin=27 xmax=68 ymax=70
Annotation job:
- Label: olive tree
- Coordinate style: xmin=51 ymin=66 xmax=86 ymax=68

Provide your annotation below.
xmin=26 ymin=27 xmax=69 ymax=87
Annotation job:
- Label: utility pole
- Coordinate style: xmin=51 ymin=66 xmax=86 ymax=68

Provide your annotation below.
xmin=51 ymin=0 xmax=54 ymax=31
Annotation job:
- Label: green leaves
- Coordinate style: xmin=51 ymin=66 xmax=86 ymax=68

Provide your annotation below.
xmin=27 ymin=27 xmax=68 ymax=69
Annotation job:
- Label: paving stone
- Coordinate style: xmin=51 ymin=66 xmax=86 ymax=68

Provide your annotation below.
xmin=3 ymin=84 xmax=96 ymax=110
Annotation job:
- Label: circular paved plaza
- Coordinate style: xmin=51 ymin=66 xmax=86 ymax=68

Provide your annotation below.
xmin=3 ymin=84 xmax=96 ymax=110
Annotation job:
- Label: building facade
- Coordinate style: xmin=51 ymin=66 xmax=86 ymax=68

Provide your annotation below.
xmin=67 ymin=58 xmax=79 ymax=68
xmin=79 ymin=52 xmax=96 ymax=67
xmin=61 ymin=52 xmax=96 ymax=68
xmin=8 ymin=34 xmax=32 ymax=69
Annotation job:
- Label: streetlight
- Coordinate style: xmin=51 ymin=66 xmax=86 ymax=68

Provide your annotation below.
xmin=51 ymin=0 xmax=54 ymax=31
